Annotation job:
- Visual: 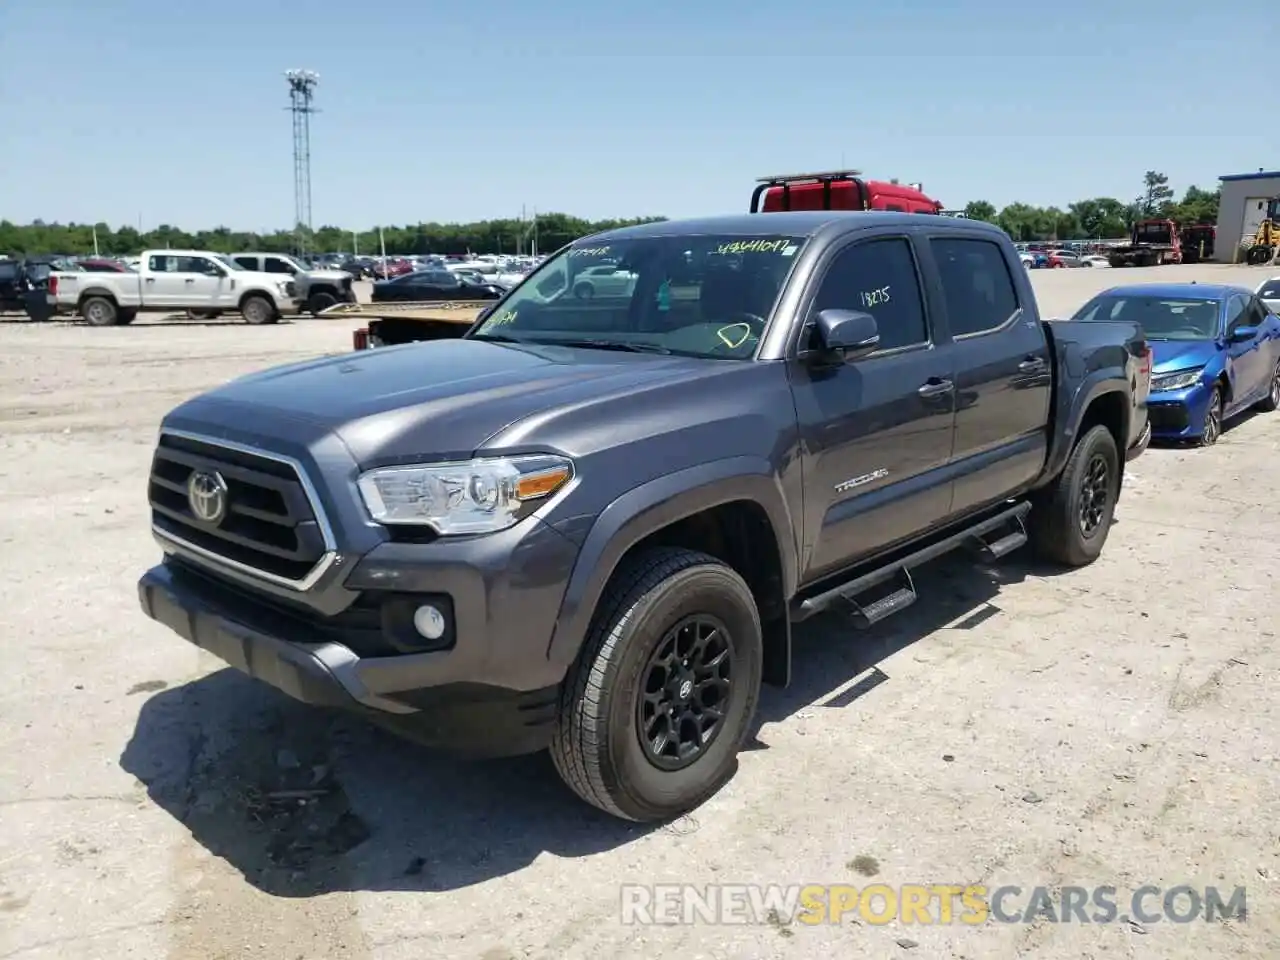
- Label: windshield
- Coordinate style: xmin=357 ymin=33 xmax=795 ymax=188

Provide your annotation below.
xmin=1258 ymin=282 xmax=1280 ymax=300
xmin=468 ymin=233 xmax=808 ymax=359
xmin=1072 ymin=295 xmax=1219 ymax=340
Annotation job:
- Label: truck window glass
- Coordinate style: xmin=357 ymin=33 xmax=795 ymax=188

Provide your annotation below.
xmin=233 ymin=257 xmax=257 ymax=270
xmin=264 ymin=258 xmax=293 ymax=274
xmin=148 ymin=256 xmax=171 ymax=272
xmin=929 ymin=237 xmax=1020 ymax=336
xmin=810 ymin=238 xmax=927 ymax=351
xmin=470 ymin=234 xmax=808 ymax=360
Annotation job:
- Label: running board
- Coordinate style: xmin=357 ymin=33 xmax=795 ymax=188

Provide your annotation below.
xmin=790 ymin=501 xmax=1033 ymax=624
xmin=973 ymin=514 xmax=1028 ymax=562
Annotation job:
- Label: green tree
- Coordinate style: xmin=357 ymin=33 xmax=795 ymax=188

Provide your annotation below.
xmin=0 ymin=172 xmax=1224 ymax=255
xmin=963 ymin=200 xmax=998 ymax=223
xmin=1137 ymin=171 xmax=1175 ymax=217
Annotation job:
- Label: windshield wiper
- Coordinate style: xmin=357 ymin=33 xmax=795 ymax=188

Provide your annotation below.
xmin=470 ymin=332 xmax=526 ymax=344
xmin=542 ymin=338 xmax=672 ymax=354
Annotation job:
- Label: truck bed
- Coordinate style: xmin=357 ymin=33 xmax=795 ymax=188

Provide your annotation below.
xmin=323 ymin=300 xmax=493 ymax=349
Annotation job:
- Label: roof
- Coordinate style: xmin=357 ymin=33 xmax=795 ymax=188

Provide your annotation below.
xmin=1218 ymin=170 xmax=1280 ymax=183
xmin=1099 ymin=282 xmax=1250 ymax=299
xmin=582 ymin=211 xmax=1009 ymax=243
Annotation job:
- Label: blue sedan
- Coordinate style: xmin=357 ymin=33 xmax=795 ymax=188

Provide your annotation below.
xmin=1071 ymin=283 xmax=1280 ymax=445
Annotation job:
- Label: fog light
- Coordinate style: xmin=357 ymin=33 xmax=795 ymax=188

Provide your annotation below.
xmin=413 ymin=604 xmax=446 ymax=641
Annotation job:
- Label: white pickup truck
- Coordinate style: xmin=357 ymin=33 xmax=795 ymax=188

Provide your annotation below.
xmin=47 ymin=249 xmax=299 ymax=326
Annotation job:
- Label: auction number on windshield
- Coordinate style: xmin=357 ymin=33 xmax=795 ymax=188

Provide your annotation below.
xmin=715 ymin=239 xmax=791 ymax=255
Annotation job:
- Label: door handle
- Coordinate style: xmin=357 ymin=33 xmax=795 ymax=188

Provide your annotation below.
xmin=1018 ymin=357 xmax=1046 ymax=373
xmin=145 ymin=277 xmax=155 ymax=283
xmin=917 ymin=378 xmax=953 ymax=398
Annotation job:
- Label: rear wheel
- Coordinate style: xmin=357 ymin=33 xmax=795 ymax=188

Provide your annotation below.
xmin=551 ymin=548 xmax=763 ymax=822
xmin=1028 ymin=424 xmax=1119 ymax=567
xmin=80 ymin=296 xmax=119 ymax=327
xmin=240 ymin=295 xmax=278 ymax=325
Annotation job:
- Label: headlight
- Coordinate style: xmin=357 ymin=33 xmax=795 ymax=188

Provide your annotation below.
xmin=1151 ymin=369 xmax=1202 ymax=392
xmin=356 ymin=455 xmax=573 ymax=534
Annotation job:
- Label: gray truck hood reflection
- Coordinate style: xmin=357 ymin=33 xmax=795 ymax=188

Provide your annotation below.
xmin=200 ymin=338 xmax=707 ymax=463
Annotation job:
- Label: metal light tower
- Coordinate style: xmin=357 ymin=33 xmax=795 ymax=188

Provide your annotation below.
xmin=285 ymin=69 xmax=319 ymax=255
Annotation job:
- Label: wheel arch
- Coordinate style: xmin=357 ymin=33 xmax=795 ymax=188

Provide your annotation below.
xmin=546 ymin=459 xmax=798 ymax=688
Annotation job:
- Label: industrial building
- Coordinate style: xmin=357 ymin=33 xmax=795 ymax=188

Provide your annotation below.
xmin=1215 ymin=169 xmax=1280 ymax=261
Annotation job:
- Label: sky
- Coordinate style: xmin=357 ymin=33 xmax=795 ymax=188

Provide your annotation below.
xmin=0 ymin=1 xmax=1271 ymax=233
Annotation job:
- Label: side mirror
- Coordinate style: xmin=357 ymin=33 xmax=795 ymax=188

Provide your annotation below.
xmin=809 ymin=309 xmax=879 ymax=362
xmin=1229 ymin=325 xmax=1259 ymax=343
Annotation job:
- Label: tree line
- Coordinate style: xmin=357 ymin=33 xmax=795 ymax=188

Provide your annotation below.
xmin=0 ymin=172 xmax=1220 ymax=257
xmin=962 ymin=172 xmax=1219 ymax=242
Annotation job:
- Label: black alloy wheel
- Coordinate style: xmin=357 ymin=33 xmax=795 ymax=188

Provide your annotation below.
xmin=636 ymin=615 xmax=734 ymax=771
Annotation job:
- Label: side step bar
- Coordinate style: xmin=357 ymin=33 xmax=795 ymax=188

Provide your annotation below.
xmin=790 ymin=501 xmax=1032 ymax=626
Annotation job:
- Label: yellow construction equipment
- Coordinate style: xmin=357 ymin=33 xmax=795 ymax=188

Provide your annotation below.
xmin=1244 ymin=197 xmax=1280 ymax=265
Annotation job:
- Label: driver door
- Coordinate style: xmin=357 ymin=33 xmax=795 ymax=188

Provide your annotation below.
xmin=1225 ymin=295 xmax=1268 ymax=406
xmin=786 ymin=234 xmax=958 ymax=581
xmin=181 ymin=255 xmax=232 ymax=309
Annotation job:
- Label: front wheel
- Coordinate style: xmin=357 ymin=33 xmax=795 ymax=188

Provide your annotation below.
xmin=1198 ymin=386 xmax=1223 ymax=446
xmin=307 ymin=291 xmax=338 ymax=316
xmin=1028 ymin=424 xmax=1120 ymax=566
xmin=1256 ymin=360 xmax=1280 ymax=412
xmin=240 ymin=295 xmax=278 ymax=325
xmin=551 ymin=548 xmax=763 ymax=822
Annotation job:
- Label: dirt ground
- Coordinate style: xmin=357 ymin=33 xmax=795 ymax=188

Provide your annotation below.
xmin=1 ymin=264 xmax=1278 ymax=960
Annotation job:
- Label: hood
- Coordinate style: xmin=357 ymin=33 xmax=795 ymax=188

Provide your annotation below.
xmin=1150 ymin=338 xmax=1220 ymax=374
xmin=173 ymin=338 xmax=714 ymax=466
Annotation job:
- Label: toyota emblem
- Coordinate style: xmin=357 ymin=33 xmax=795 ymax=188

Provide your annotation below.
xmin=187 ymin=470 xmax=229 ymax=525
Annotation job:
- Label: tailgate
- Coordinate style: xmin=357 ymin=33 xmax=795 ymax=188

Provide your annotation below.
xmin=1043 ymin=318 xmax=1150 ymax=451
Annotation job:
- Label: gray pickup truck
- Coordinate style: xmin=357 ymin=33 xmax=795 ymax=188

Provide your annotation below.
xmin=137 ymin=212 xmax=1151 ymax=822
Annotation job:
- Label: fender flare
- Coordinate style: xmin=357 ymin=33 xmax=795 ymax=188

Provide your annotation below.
xmin=544 ymin=456 xmax=798 ymax=673
xmin=76 ymin=286 xmax=120 ymax=305
xmin=1043 ymin=373 xmax=1130 ymax=481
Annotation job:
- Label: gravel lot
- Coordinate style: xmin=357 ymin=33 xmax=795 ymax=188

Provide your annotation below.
xmin=1 ymin=264 xmax=1277 ymax=960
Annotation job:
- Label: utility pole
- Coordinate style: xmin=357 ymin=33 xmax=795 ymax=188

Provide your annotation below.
xmin=285 ymin=70 xmax=319 ymax=257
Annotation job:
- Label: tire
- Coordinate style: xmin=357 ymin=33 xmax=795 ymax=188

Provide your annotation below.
xmin=240 ymin=295 xmax=278 ymax=325
xmin=1198 ymin=386 xmax=1223 ymax=446
xmin=1256 ymin=360 xmax=1280 ymax=412
xmin=1246 ymin=246 xmax=1272 ymax=266
xmin=118 ymin=309 xmax=138 ymax=325
xmin=573 ymin=281 xmax=595 ymax=299
xmin=307 ymin=290 xmax=338 ymax=316
xmin=80 ymin=296 xmax=119 ymax=327
xmin=1028 ymin=424 xmax=1120 ymax=567
xmin=551 ymin=547 xmax=763 ymax=822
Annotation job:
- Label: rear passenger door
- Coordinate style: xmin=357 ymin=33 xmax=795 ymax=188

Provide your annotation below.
xmin=928 ymin=235 xmax=1051 ymax=516
xmin=788 ymin=234 xmax=958 ymax=581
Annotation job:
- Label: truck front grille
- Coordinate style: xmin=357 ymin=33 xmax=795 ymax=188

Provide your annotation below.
xmin=148 ymin=432 xmax=331 ymax=584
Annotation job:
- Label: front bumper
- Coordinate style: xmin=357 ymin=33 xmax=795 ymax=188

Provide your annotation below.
xmin=1148 ymin=384 xmax=1209 ymax=439
xmin=1126 ymin=418 xmax=1151 ymax=461
xmin=138 ymin=559 xmax=566 ymax=757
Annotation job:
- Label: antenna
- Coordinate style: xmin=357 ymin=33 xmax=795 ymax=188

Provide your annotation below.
xmin=285 ymin=70 xmax=319 ymax=256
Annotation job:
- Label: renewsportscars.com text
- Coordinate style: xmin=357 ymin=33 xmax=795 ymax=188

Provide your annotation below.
xmin=620 ymin=883 xmax=1247 ymax=926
